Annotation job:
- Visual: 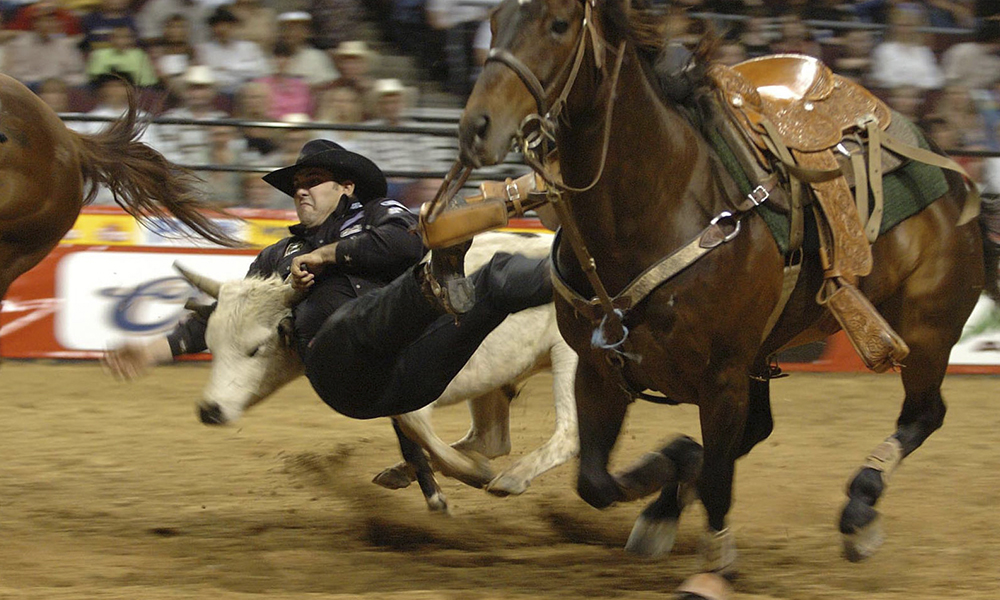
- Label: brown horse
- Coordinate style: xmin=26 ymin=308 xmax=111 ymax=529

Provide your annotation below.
xmin=0 ymin=73 xmax=239 ymax=302
xmin=457 ymin=0 xmax=994 ymax=591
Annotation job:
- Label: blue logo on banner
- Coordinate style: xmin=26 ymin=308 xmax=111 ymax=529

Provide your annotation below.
xmin=99 ymin=276 xmax=195 ymax=332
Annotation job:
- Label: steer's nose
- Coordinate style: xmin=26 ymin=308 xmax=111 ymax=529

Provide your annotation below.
xmin=198 ymin=401 xmax=226 ymax=425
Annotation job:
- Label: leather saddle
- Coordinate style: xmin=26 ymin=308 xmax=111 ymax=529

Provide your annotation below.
xmin=707 ymin=54 xmax=910 ymax=372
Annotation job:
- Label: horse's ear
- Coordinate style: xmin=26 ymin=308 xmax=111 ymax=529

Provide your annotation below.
xmin=174 ymin=261 xmax=221 ymax=299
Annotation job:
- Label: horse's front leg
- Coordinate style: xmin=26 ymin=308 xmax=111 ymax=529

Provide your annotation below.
xmin=695 ymin=366 xmax=750 ymax=577
xmin=575 ymin=360 xmax=630 ymax=509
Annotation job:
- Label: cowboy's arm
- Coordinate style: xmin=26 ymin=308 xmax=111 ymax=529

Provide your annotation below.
xmin=102 ymin=309 xmax=212 ymax=380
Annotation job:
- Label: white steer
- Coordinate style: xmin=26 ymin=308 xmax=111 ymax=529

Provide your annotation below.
xmin=176 ymin=230 xmax=578 ymax=506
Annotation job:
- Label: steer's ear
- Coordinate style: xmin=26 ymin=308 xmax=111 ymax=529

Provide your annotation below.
xmin=174 ymin=261 xmax=221 ymax=299
xmin=277 ymin=316 xmax=295 ymax=348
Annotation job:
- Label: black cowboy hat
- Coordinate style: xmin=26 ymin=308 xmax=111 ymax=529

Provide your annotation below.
xmin=263 ymin=139 xmax=388 ymax=201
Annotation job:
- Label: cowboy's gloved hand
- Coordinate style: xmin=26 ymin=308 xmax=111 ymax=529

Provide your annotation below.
xmin=290 ymin=252 xmax=325 ymax=290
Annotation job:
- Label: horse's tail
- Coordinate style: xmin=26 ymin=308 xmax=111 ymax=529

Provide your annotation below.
xmin=69 ymin=86 xmax=243 ymax=248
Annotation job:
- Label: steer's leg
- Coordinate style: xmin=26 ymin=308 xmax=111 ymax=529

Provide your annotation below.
xmin=389 ymin=419 xmax=449 ymax=513
xmin=488 ymin=341 xmax=579 ymax=497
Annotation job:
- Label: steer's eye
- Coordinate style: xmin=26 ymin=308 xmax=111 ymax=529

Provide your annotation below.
xmin=248 ymin=347 xmax=260 ymax=358
xmin=550 ymin=19 xmax=569 ymax=35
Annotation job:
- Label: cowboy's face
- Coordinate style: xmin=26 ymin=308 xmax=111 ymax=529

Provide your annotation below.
xmin=292 ymin=167 xmax=355 ymax=228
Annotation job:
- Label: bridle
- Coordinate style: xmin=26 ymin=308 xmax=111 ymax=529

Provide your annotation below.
xmin=425 ymin=0 xmax=634 ymax=345
xmin=485 ymin=0 xmax=624 ymax=194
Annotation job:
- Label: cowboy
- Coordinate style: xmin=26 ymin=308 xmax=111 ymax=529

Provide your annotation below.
xmin=105 ymin=140 xmax=552 ymax=420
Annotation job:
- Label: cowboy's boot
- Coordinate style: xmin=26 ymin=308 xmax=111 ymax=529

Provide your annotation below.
xmin=417 ymin=240 xmax=476 ymax=315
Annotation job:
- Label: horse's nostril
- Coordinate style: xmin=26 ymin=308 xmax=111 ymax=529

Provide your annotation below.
xmin=198 ymin=402 xmax=226 ymax=425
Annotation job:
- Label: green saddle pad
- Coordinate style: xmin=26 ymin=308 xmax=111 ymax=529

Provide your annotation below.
xmin=708 ymin=114 xmax=950 ymax=255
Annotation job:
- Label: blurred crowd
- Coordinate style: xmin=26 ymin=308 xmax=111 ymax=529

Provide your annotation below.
xmin=3 ymin=0 xmax=1000 ymax=209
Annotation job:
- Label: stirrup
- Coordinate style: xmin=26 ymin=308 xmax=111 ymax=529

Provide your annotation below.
xmin=418 ymin=241 xmax=475 ymax=315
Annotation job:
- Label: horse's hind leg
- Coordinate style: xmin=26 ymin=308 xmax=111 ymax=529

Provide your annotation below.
xmin=840 ymin=282 xmax=978 ymax=560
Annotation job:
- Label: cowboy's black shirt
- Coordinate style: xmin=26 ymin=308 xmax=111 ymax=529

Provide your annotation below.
xmin=167 ymin=195 xmax=424 ymax=357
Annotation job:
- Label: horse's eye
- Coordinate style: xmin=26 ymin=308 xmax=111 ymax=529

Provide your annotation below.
xmin=551 ymin=19 xmax=569 ymax=35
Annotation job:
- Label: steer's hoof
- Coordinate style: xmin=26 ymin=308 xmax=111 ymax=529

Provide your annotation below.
xmin=675 ymin=573 xmax=732 ymax=600
xmin=434 ymin=451 xmax=493 ymax=489
xmin=372 ymin=465 xmax=415 ymax=490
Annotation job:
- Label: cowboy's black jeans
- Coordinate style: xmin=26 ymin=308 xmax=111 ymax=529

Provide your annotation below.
xmin=304 ymin=252 xmax=552 ymax=419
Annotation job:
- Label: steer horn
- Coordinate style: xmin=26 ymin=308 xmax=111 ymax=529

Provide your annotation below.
xmin=173 ymin=261 xmax=221 ymax=299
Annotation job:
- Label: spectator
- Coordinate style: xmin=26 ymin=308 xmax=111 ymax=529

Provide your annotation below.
xmin=942 ymin=18 xmax=1000 ymax=91
xmin=154 ymin=65 xmax=230 ymax=166
xmin=715 ymin=40 xmax=748 ymax=66
xmin=79 ymin=0 xmax=138 ymax=54
xmin=926 ymin=84 xmax=991 ymax=147
xmin=240 ymin=170 xmax=288 ymax=209
xmin=426 ymin=0 xmax=488 ymax=95
xmin=5 ymin=3 xmax=86 ymax=90
xmin=926 ymin=0 xmax=976 ymax=28
xmin=86 ymin=25 xmax=159 ymax=87
xmin=196 ymin=125 xmax=243 ymax=208
xmin=357 ymin=78 xmax=428 ymax=205
xmin=738 ymin=12 xmax=775 ymax=58
xmin=229 ymin=0 xmax=277 ymax=51
xmin=277 ymin=11 xmax=339 ymax=92
xmin=884 ymin=84 xmax=926 ymax=121
xmin=135 ymin=0 xmax=210 ymax=46
xmin=329 ymin=40 xmax=377 ymax=118
xmin=831 ymin=28 xmax=875 ymax=85
xmin=37 ymin=76 xmax=71 ymax=113
xmin=196 ymin=5 xmax=270 ymax=97
xmin=275 ymin=113 xmax=315 ymax=166
xmin=5 ymin=1 xmax=82 ymax=36
xmin=314 ymin=85 xmax=366 ymax=149
xmin=870 ymin=5 xmax=945 ymax=91
xmin=147 ymin=13 xmax=198 ymax=96
xmin=770 ymin=15 xmax=822 ymax=59
xmin=254 ymin=39 xmax=313 ymax=119
xmin=309 ymin=0 xmax=364 ymax=51
xmin=233 ymin=79 xmax=281 ymax=165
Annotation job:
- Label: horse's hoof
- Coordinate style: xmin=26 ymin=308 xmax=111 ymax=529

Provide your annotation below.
xmin=372 ymin=466 xmax=414 ymax=490
xmin=434 ymin=451 xmax=494 ymax=489
xmin=674 ymin=573 xmax=732 ymax=600
xmin=842 ymin=515 xmax=884 ymax=562
xmin=578 ymin=469 xmax=623 ymax=509
xmin=486 ymin=472 xmax=530 ymax=497
xmin=839 ymin=498 xmax=883 ymax=561
xmin=625 ymin=514 xmax=678 ymax=557
xmin=426 ymin=492 xmax=450 ymax=514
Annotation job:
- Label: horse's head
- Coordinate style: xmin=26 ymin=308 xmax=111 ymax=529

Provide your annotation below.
xmin=460 ymin=0 xmax=607 ymax=167
xmin=175 ymin=263 xmax=306 ymax=425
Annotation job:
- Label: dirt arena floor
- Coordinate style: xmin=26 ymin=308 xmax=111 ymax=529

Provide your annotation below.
xmin=1 ymin=361 xmax=999 ymax=600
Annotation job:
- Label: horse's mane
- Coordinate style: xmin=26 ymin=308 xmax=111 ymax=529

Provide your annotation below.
xmin=600 ymin=0 xmax=717 ymax=107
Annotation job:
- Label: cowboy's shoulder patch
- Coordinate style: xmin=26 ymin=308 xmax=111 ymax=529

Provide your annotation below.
xmin=340 ymin=224 xmax=364 ymax=237
xmin=283 ymin=240 xmax=304 ymax=258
